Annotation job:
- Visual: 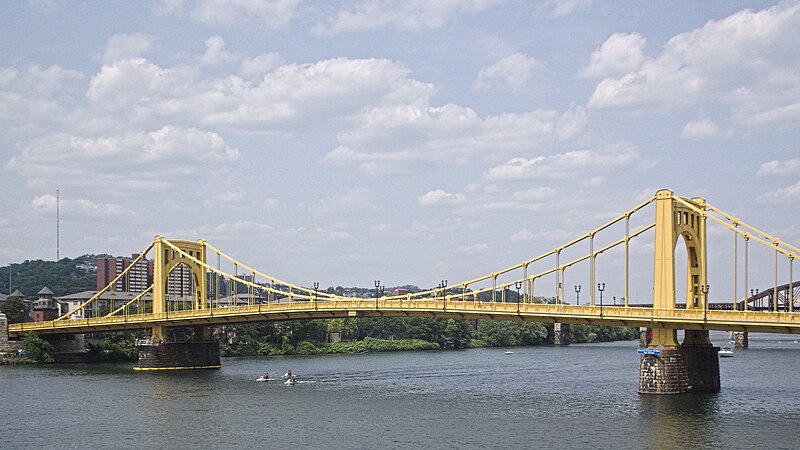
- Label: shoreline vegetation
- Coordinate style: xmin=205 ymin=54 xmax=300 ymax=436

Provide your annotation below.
xmin=5 ymin=318 xmax=638 ymax=364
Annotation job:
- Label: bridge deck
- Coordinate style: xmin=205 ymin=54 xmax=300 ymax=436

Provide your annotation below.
xmin=9 ymin=300 xmax=800 ymax=337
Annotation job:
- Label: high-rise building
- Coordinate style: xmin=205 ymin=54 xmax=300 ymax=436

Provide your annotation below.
xmin=96 ymin=254 xmax=153 ymax=293
xmin=167 ymin=264 xmax=193 ymax=297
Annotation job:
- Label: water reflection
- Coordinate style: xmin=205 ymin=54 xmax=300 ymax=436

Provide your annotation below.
xmin=639 ymin=393 xmax=721 ymax=447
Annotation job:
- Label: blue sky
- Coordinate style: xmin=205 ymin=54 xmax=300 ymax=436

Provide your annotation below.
xmin=1 ymin=1 xmax=798 ymax=300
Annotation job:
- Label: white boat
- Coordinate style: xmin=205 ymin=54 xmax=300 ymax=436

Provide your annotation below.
xmin=256 ymin=374 xmax=270 ymax=382
xmin=504 ymin=351 xmax=514 ymax=355
xmin=719 ymin=347 xmax=734 ymax=357
xmin=284 ymin=377 xmax=298 ymax=385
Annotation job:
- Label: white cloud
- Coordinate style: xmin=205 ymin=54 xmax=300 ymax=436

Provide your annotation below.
xmin=157 ymin=0 xmax=299 ymax=28
xmin=241 ymin=52 xmax=284 ymax=77
xmin=418 ymin=189 xmax=467 ymax=207
xmin=6 ymin=126 xmax=239 ymax=192
xmin=103 ymin=33 xmax=154 ymax=63
xmin=758 ymin=180 xmax=800 ymax=204
xmin=579 ymin=32 xmax=645 ymax=79
xmin=200 ymin=35 xmax=240 ymax=66
xmin=31 ymin=194 xmax=129 ymax=218
xmin=86 ymin=56 xmax=430 ymax=130
xmin=587 ymin=2 xmax=800 ymax=126
xmin=262 ymin=198 xmax=280 ymax=209
xmin=474 ymin=53 xmax=540 ymax=91
xmin=485 ymin=141 xmax=646 ymax=181
xmin=326 ymin=106 xmax=581 ymax=174
xmin=758 ymin=158 xmax=800 ymax=176
xmin=680 ymin=118 xmax=720 ymax=140
xmin=312 ymin=0 xmax=505 ymax=35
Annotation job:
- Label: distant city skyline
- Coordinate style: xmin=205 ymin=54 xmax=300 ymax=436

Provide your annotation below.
xmin=1 ymin=1 xmax=798 ymax=300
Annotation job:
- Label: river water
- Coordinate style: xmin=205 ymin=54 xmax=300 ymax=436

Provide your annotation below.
xmin=2 ymin=332 xmax=799 ymax=449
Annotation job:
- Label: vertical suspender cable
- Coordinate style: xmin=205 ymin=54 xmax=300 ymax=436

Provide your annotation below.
xmin=774 ymin=244 xmax=779 ymax=312
xmin=733 ymin=227 xmax=738 ymax=311
xmin=590 ymin=234 xmax=595 ymax=306
xmin=625 ymin=214 xmax=630 ymax=308
xmin=744 ymin=236 xmax=749 ymax=312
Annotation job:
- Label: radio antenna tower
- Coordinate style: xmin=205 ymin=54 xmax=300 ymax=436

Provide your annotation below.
xmin=57 ymin=189 xmax=60 ymax=261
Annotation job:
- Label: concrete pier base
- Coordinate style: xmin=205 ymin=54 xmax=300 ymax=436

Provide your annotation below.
xmin=136 ymin=339 xmax=221 ymax=370
xmin=553 ymin=323 xmax=570 ymax=346
xmin=638 ymin=344 xmax=720 ymax=394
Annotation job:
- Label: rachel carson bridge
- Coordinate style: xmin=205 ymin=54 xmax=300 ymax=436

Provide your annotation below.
xmin=7 ymin=189 xmax=800 ymax=393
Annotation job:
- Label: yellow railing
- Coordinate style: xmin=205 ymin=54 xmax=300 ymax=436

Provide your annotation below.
xmin=10 ymin=298 xmax=800 ymax=337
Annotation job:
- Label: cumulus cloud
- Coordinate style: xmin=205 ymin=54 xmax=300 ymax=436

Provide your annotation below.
xmin=418 ymin=189 xmax=467 ymax=207
xmin=757 ymin=158 xmax=800 ymax=176
xmin=86 ymin=56 xmax=431 ymax=130
xmin=6 ymin=126 xmax=239 ymax=192
xmin=579 ymin=32 xmax=645 ymax=79
xmin=485 ymin=141 xmax=646 ymax=181
xmin=200 ymin=35 xmax=240 ymax=66
xmin=240 ymin=52 xmax=284 ymax=77
xmin=680 ymin=118 xmax=720 ymax=140
xmin=474 ymin=53 xmax=540 ymax=91
xmin=587 ymin=2 xmax=800 ymax=126
xmin=312 ymin=0 xmax=505 ymax=35
xmin=156 ymin=0 xmax=299 ymax=28
xmin=103 ymin=33 xmax=154 ymax=63
xmin=758 ymin=180 xmax=800 ymax=204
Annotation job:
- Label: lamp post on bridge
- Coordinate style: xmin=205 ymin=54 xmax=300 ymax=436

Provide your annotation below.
xmin=515 ymin=281 xmax=522 ymax=313
xmin=313 ymin=282 xmax=319 ymax=309
xmin=440 ymin=279 xmax=448 ymax=311
xmin=574 ymin=285 xmax=581 ymax=306
xmin=598 ymin=283 xmax=605 ymax=317
xmin=700 ymin=284 xmax=709 ymax=322
xmin=751 ymin=288 xmax=759 ymax=310
xmin=375 ymin=280 xmax=380 ymax=309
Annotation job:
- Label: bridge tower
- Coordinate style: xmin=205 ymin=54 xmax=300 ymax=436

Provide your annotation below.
xmin=639 ymin=189 xmax=719 ymax=394
xmin=136 ymin=236 xmax=220 ymax=370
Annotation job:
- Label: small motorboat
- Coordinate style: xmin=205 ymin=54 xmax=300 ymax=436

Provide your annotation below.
xmin=718 ymin=347 xmax=734 ymax=357
xmin=504 ymin=351 xmax=514 ymax=355
xmin=284 ymin=377 xmax=298 ymax=386
xmin=256 ymin=373 xmax=270 ymax=382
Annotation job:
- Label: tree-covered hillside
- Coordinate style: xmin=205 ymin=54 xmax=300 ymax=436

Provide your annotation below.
xmin=0 ymin=255 xmax=99 ymax=297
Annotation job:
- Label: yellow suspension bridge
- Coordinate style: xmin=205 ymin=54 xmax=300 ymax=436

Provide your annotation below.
xmin=7 ymin=189 xmax=799 ymax=393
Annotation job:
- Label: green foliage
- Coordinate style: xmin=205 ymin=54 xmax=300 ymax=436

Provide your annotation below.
xmin=475 ymin=321 xmax=548 ymax=347
xmin=568 ymin=325 xmax=637 ymax=343
xmin=1 ymin=255 xmax=98 ymax=297
xmin=22 ymin=333 xmax=55 ymax=363
xmin=321 ymin=337 xmax=439 ymax=353
xmin=86 ymin=332 xmax=138 ymax=361
xmin=1 ymin=296 xmax=26 ymax=323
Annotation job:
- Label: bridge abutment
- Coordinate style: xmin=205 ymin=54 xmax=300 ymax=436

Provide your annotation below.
xmin=553 ymin=323 xmax=570 ymax=346
xmin=135 ymin=326 xmax=220 ymax=370
xmin=638 ymin=330 xmax=720 ymax=394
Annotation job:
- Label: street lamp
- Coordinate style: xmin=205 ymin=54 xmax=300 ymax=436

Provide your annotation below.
xmin=751 ymin=288 xmax=759 ymax=310
xmin=598 ymin=283 xmax=605 ymax=316
xmin=574 ymin=285 xmax=581 ymax=306
xmin=515 ymin=281 xmax=522 ymax=303
xmin=440 ymin=279 xmax=448 ymax=310
xmin=375 ymin=280 xmax=380 ymax=309
xmin=313 ymin=282 xmax=319 ymax=301
xmin=700 ymin=284 xmax=709 ymax=322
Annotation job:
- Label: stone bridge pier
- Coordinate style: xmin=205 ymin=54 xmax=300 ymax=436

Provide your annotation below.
xmin=135 ymin=326 xmax=220 ymax=370
xmin=638 ymin=329 xmax=719 ymax=394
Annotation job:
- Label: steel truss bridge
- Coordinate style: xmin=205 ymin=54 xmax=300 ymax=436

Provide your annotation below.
xmin=9 ymin=189 xmax=800 ymax=340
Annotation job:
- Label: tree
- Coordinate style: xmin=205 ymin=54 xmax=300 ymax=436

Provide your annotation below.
xmin=22 ymin=333 xmax=55 ymax=363
xmin=1 ymin=297 xmax=26 ymax=323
